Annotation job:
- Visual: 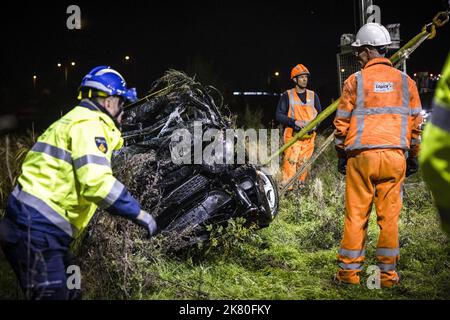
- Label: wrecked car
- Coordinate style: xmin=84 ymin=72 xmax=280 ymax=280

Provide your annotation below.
xmin=113 ymin=70 xmax=279 ymax=249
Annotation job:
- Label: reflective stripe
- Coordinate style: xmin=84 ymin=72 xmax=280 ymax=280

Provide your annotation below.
xmin=352 ymin=106 xmax=410 ymax=116
xmin=355 ymin=72 xmax=364 ymax=109
xmin=354 ymin=72 xmax=364 ymax=148
xmin=400 ymin=73 xmax=409 ymax=147
xmin=307 ymin=90 xmax=314 ymax=106
xmin=348 ymin=144 xmax=405 ymax=150
xmin=336 ymin=109 xmax=352 ymax=118
xmin=12 ymin=185 xmax=76 ymax=237
xmin=99 ymin=179 xmax=125 ymax=209
xmin=308 ymin=91 xmax=318 ymax=118
xmin=338 ymin=262 xmax=363 ymax=270
xmin=376 ymin=248 xmax=400 ymax=257
xmin=378 ymin=263 xmax=397 ymax=272
xmin=339 ymin=248 xmax=366 ymax=258
xmin=82 ymin=80 xmax=112 ymax=95
xmin=307 ymin=90 xmax=318 ymax=119
xmin=430 ymin=101 xmax=450 ymax=132
xmin=31 ymin=142 xmax=72 ymax=164
xmin=410 ymin=138 xmax=420 ymax=146
xmin=410 ymin=108 xmax=422 ymax=116
xmin=288 ymin=90 xmax=296 ymax=119
xmin=73 ymin=154 xmax=111 ymax=169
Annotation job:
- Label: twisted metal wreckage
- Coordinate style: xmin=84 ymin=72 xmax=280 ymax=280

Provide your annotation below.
xmin=111 ymin=70 xmax=279 ymax=249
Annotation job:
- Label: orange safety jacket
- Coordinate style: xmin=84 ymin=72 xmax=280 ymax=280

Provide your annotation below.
xmin=284 ymin=89 xmax=318 ymax=139
xmin=334 ymin=58 xmax=422 ymax=156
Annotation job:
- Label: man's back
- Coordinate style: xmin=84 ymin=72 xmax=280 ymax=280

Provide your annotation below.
xmin=335 ymin=57 xmax=422 ymax=154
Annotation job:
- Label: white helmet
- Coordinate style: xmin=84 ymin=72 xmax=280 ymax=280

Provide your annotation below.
xmin=351 ymin=23 xmax=392 ymax=47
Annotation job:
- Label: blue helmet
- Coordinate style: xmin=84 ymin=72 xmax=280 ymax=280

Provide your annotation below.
xmin=80 ymin=66 xmax=138 ymax=102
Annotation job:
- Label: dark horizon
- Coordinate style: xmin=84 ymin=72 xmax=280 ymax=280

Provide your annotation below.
xmin=1 ymin=0 xmax=449 ymax=130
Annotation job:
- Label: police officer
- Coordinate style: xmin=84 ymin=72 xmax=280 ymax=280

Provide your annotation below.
xmin=0 ymin=66 xmax=157 ymax=299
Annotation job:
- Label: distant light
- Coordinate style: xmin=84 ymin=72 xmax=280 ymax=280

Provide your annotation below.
xmin=244 ymin=92 xmax=262 ymax=96
xmin=57 ymin=63 xmax=62 ymax=67
xmin=274 ymin=72 xmax=280 ymax=77
xmin=413 ymin=73 xmax=417 ymax=77
xmin=438 ymin=74 xmax=441 ymax=77
xmin=430 ymin=73 xmax=433 ymax=77
xmin=125 ymin=56 xmax=130 ymax=61
xmin=233 ymin=91 xmax=279 ymax=96
xmin=33 ymin=75 xmax=37 ymax=79
xmin=71 ymin=62 xmax=76 ymax=66
xmin=341 ymin=68 xmax=345 ymax=73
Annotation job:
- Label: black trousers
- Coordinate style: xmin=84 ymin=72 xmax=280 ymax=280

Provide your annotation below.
xmin=0 ymin=218 xmax=81 ymax=300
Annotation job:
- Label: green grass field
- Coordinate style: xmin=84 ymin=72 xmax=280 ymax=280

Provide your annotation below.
xmin=1 ymin=133 xmax=449 ymax=300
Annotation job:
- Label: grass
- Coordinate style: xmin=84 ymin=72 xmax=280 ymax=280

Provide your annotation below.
xmin=0 ymin=133 xmax=449 ymax=300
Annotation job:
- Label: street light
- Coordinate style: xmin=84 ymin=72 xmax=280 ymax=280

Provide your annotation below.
xmin=57 ymin=61 xmax=76 ymax=86
xmin=125 ymin=55 xmax=130 ymax=61
xmin=274 ymin=71 xmax=280 ymax=77
xmin=33 ymin=75 xmax=37 ymax=89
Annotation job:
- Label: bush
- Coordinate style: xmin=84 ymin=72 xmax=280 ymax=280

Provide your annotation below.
xmin=0 ymin=132 xmax=35 ymax=211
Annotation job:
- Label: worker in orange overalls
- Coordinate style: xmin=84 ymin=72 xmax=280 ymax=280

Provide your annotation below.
xmin=334 ymin=23 xmax=422 ymax=288
xmin=276 ymin=64 xmax=321 ymax=189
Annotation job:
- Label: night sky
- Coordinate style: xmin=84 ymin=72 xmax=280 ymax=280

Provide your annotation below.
xmin=1 ymin=0 xmax=449 ymax=129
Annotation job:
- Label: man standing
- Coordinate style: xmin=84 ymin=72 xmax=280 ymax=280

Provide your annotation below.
xmin=0 ymin=66 xmax=157 ymax=299
xmin=333 ymin=23 xmax=422 ymax=287
xmin=276 ymin=64 xmax=321 ymax=188
xmin=420 ymin=53 xmax=450 ymax=236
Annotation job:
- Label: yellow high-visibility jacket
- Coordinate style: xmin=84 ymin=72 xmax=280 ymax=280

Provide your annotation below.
xmin=420 ymin=53 xmax=450 ymax=235
xmin=10 ymin=99 xmax=140 ymax=239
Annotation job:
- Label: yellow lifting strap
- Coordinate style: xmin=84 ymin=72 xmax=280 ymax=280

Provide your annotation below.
xmin=279 ymin=132 xmax=335 ymax=196
xmin=263 ymin=10 xmax=449 ymax=167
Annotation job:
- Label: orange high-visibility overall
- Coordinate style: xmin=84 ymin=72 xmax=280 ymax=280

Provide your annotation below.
xmin=334 ymin=58 xmax=422 ymax=287
xmin=282 ymin=89 xmax=318 ymax=184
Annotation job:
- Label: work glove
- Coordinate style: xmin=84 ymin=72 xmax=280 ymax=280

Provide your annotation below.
xmin=338 ymin=157 xmax=347 ymax=175
xmin=306 ymin=127 xmax=317 ymax=136
xmin=406 ymin=156 xmax=419 ymax=177
xmin=134 ymin=210 xmax=158 ymax=238
xmin=293 ymin=125 xmax=302 ymax=133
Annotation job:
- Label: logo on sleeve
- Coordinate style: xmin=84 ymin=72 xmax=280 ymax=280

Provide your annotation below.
xmin=95 ymin=137 xmax=108 ymax=153
xmin=374 ymin=82 xmax=394 ymax=93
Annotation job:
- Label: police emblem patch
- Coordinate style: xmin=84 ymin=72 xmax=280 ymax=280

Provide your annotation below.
xmin=95 ymin=137 xmax=108 ymax=153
